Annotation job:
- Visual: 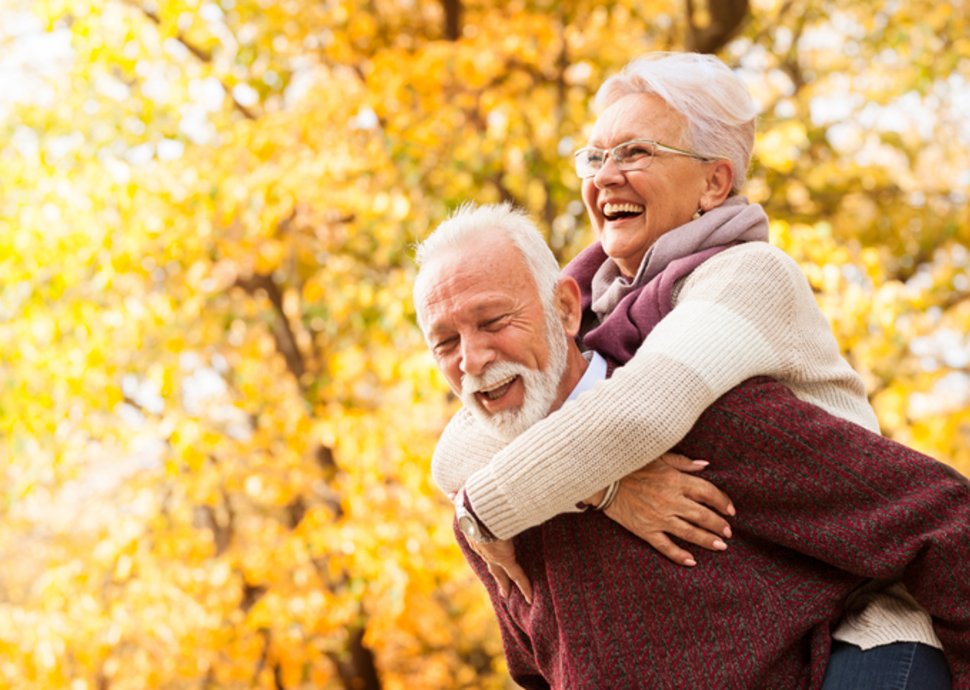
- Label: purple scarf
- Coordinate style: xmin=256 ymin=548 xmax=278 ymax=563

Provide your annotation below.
xmin=563 ymin=197 xmax=769 ymax=364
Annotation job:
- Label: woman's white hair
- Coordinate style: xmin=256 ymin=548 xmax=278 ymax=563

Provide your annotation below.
xmin=414 ymin=202 xmax=561 ymax=316
xmin=596 ymin=52 xmax=757 ymax=193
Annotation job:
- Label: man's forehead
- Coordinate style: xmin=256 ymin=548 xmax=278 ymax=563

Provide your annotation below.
xmin=422 ymin=271 xmax=524 ymax=318
xmin=430 ymin=291 xmax=513 ymax=323
xmin=418 ymin=253 xmax=535 ymax=327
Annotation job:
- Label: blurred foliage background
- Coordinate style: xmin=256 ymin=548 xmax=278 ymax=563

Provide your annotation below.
xmin=0 ymin=0 xmax=968 ymax=688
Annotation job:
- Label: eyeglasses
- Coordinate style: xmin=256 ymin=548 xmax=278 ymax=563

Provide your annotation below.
xmin=573 ymin=138 xmax=717 ymax=178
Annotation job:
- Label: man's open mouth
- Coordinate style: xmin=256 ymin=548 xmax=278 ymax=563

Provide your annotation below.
xmin=477 ymin=375 xmax=519 ymax=401
xmin=603 ymin=202 xmax=644 ymax=221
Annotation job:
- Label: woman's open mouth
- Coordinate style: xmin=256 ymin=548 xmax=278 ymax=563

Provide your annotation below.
xmin=602 ymin=201 xmax=644 ymax=221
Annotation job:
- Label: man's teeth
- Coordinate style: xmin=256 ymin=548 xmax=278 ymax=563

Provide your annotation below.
xmin=603 ymin=202 xmax=645 ymax=218
xmin=480 ymin=375 xmax=516 ymax=400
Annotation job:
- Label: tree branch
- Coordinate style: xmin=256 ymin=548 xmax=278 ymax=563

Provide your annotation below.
xmin=235 ymin=273 xmax=307 ymax=388
xmin=125 ymin=0 xmax=258 ymax=120
xmin=685 ymin=0 xmax=750 ymax=54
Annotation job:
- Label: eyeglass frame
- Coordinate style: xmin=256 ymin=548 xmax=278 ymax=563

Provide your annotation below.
xmin=573 ymin=138 xmax=721 ymax=179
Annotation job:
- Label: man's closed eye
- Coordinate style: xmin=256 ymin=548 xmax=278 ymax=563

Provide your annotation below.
xmin=482 ymin=315 xmax=509 ymax=331
xmin=433 ymin=337 xmax=459 ymax=355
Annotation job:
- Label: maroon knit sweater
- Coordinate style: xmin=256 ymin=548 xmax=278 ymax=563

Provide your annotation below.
xmin=455 ymin=243 xmax=970 ymax=690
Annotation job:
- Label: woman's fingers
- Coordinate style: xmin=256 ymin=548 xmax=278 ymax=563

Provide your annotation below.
xmin=675 ymin=499 xmax=733 ymax=540
xmin=659 ymin=451 xmax=709 ymax=472
xmin=664 ymin=453 xmax=736 ymax=516
xmin=617 ymin=516 xmax=729 ymax=567
xmin=602 ymin=457 xmax=738 ymax=565
xmin=683 ymin=475 xmax=736 ymax=517
xmin=665 ymin=516 xmax=730 ymax=552
xmin=641 ymin=531 xmax=698 ymax=567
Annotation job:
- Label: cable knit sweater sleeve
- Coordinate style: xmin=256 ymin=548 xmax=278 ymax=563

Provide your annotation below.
xmin=433 ymin=242 xmax=878 ymax=539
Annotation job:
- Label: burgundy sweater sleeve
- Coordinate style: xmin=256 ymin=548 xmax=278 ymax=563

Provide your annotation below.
xmin=452 ymin=522 xmax=550 ymax=690
xmin=682 ymin=377 xmax=970 ymax=686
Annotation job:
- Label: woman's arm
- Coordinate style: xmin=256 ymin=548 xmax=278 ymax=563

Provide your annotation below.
xmin=448 ymin=243 xmax=875 ymax=539
xmin=430 ymin=407 xmax=505 ymax=498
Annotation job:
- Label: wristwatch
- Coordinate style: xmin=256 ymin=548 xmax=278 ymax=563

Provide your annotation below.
xmin=455 ymin=490 xmax=497 ymax=544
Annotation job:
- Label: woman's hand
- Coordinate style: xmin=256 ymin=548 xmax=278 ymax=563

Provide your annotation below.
xmin=603 ymin=452 xmax=735 ymax=567
xmin=467 ymin=538 xmax=533 ymax=604
xmin=463 ymin=451 xmax=730 ymax=601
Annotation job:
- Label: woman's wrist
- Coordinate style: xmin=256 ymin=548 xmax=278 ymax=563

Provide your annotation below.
xmin=583 ymin=488 xmax=606 ymax=507
xmin=583 ymin=481 xmax=620 ymax=511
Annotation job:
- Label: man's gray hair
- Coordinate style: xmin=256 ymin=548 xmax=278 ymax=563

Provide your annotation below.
xmin=414 ymin=202 xmax=561 ymax=303
xmin=595 ymin=52 xmax=757 ymax=194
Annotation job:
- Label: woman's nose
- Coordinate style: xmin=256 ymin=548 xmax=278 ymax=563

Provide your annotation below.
xmin=592 ymin=155 xmax=624 ymax=187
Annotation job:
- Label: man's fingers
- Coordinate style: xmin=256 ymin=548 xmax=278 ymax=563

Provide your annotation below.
xmin=486 ymin=561 xmax=511 ymax=599
xmin=644 ymin=532 xmax=697 ymax=567
xmin=479 ymin=544 xmax=532 ymax=604
xmin=503 ymin=561 xmax=534 ymax=604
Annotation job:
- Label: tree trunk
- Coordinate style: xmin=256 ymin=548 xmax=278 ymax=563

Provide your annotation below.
xmin=442 ymin=0 xmax=462 ymax=40
xmin=329 ymin=624 xmax=382 ymax=690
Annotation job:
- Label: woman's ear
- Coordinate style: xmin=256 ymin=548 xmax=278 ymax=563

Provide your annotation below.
xmin=555 ymin=276 xmax=583 ymax=337
xmin=698 ymin=159 xmax=734 ymax=211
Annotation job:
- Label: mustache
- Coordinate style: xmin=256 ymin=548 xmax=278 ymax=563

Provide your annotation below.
xmin=460 ymin=361 xmax=530 ymax=396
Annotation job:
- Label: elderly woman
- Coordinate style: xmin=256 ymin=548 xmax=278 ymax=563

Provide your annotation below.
xmin=431 ymin=53 xmax=951 ymax=688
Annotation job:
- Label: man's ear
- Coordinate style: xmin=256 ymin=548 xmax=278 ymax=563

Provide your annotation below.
xmin=698 ymin=158 xmax=734 ymax=211
xmin=555 ymin=276 xmax=583 ymax=337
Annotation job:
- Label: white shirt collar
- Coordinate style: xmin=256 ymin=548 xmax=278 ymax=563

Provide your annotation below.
xmin=566 ymin=350 xmax=608 ymax=404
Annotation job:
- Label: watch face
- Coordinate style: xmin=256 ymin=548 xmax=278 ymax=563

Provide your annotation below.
xmin=458 ymin=514 xmax=479 ymax=540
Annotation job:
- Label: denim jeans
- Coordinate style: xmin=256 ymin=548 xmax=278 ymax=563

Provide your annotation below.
xmin=821 ymin=641 xmax=951 ymax=690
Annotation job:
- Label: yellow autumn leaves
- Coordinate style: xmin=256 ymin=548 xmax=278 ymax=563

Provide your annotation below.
xmin=1 ymin=1 xmax=968 ymax=688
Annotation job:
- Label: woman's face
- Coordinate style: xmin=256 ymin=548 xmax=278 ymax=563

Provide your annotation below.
xmin=581 ymin=93 xmax=714 ymax=277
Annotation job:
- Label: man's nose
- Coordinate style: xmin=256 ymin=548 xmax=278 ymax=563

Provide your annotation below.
xmin=459 ymin=333 xmax=495 ymax=377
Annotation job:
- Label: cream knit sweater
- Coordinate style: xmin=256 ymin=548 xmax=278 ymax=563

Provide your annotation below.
xmin=431 ymin=241 xmax=941 ymax=651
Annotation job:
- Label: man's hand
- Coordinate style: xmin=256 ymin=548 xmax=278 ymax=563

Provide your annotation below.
xmin=466 ymin=538 xmax=533 ymax=604
xmin=603 ymin=452 xmax=735 ymax=567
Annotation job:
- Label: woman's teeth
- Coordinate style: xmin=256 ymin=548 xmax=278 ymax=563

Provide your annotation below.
xmin=603 ymin=202 xmax=644 ymax=220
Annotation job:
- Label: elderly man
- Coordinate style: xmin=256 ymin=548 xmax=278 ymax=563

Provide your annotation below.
xmin=413 ymin=203 xmax=968 ymax=689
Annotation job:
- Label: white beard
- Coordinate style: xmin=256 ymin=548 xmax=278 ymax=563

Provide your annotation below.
xmin=460 ymin=307 xmax=569 ymax=441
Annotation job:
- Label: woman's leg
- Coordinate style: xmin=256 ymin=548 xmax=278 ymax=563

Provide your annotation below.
xmin=821 ymin=641 xmax=951 ymax=690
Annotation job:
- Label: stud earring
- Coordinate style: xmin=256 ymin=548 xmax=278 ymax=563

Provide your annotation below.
xmin=692 ymin=207 xmax=704 ymax=220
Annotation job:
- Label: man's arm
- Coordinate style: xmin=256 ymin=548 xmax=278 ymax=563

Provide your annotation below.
xmin=451 ymin=523 xmax=550 ymax=690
